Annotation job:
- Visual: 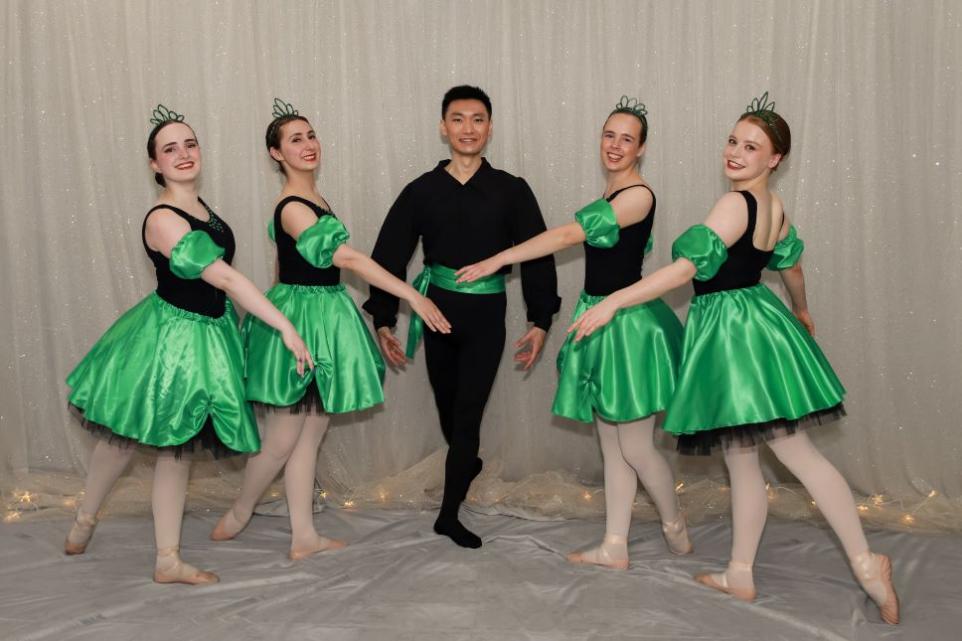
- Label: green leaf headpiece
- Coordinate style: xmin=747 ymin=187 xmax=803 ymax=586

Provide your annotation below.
xmin=610 ymin=95 xmax=648 ymax=128
xmin=148 ymin=104 xmax=185 ymax=128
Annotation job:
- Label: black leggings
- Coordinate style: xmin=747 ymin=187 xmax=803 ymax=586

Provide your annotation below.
xmin=423 ymin=285 xmax=506 ymax=517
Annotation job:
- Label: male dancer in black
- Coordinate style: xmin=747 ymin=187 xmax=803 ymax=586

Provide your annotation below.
xmin=364 ymin=86 xmax=560 ymax=548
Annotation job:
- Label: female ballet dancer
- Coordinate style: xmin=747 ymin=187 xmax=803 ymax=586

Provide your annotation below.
xmin=568 ymin=93 xmax=899 ymax=623
xmin=65 ymin=104 xmax=313 ymax=584
xmin=457 ymin=97 xmax=690 ymax=568
xmin=210 ymin=99 xmax=450 ymax=559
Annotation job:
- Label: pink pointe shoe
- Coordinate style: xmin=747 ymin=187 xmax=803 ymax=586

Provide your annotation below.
xmin=64 ymin=510 xmax=98 ymax=555
xmin=153 ymin=547 xmax=219 ymax=585
xmin=661 ymin=513 xmax=693 ymax=555
xmin=694 ymin=561 xmax=757 ymax=602
xmin=851 ymin=551 xmax=900 ymax=625
xmin=566 ymin=534 xmax=630 ymax=570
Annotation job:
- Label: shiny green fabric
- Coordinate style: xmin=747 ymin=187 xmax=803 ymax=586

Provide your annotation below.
xmin=575 ymin=198 xmax=620 ymax=248
xmin=244 ymin=284 xmax=385 ymax=413
xmin=405 ymin=264 xmax=506 ymax=358
xmin=767 ymin=225 xmax=804 ymax=270
xmin=671 ymin=225 xmax=728 ymax=281
xmin=67 ymin=293 xmax=259 ymax=452
xmin=169 ymin=230 xmax=225 ymax=279
xmin=552 ymin=291 xmax=683 ymax=423
xmin=663 ymin=284 xmax=846 ymax=435
xmin=295 ymin=216 xmax=350 ymax=268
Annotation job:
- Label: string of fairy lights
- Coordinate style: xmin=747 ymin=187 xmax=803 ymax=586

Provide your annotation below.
xmin=2 ymin=481 xmax=952 ymax=531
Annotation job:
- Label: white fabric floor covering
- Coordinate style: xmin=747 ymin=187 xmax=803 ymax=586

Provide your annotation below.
xmin=1 ymin=508 xmax=956 ymax=641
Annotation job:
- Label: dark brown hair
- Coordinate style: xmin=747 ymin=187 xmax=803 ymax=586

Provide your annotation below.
xmin=147 ymin=120 xmax=197 ymax=186
xmin=265 ymin=115 xmax=311 ymax=173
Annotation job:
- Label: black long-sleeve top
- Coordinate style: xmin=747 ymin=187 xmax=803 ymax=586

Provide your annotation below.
xmin=363 ymin=158 xmax=561 ymax=330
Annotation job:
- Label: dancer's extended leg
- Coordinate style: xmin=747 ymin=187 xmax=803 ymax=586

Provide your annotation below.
xmin=566 ymin=422 xmax=633 ymax=569
xmin=616 ymin=417 xmax=690 ymax=554
xmin=65 ymin=440 xmax=135 ymax=554
xmin=211 ymin=412 xmax=305 ymax=540
xmin=695 ymin=445 xmax=765 ymax=601
xmin=152 ymin=452 xmax=217 ymax=585
xmin=769 ymin=432 xmax=898 ymax=623
xmin=286 ymin=413 xmax=345 ymax=560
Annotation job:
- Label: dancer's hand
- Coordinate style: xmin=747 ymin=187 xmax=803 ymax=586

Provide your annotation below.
xmin=409 ymin=295 xmax=452 ymax=334
xmin=514 ymin=327 xmax=546 ymax=370
xmin=282 ymin=327 xmax=314 ymax=376
xmin=455 ymin=256 xmax=503 ymax=283
xmin=567 ymin=300 xmax=618 ymax=342
xmin=793 ymin=307 xmax=815 ymax=336
xmin=377 ymin=327 xmax=407 ymax=368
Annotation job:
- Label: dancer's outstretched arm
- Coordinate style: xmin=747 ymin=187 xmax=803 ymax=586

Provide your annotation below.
xmin=333 ymin=245 xmax=451 ymax=334
xmin=146 ymin=210 xmax=313 ymax=373
xmin=568 ymin=191 xmax=749 ymax=341
xmin=456 ymin=186 xmax=655 ymax=283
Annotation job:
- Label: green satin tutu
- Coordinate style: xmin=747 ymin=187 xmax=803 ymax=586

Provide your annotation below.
xmin=67 ymin=293 xmax=259 ymax=454
xmin=553 ymin=291 xmax=684 ymax=423
xmin=663 ymin=283 xmax=846 ymax=441
xmin=243 ymin=284 xmax=385 ymax=413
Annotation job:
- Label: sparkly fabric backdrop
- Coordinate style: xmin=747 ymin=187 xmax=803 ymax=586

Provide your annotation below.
xmin=2 ymin=1 xmax=960 ymax=529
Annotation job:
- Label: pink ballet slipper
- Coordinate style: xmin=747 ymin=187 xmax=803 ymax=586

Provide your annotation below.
xmin=289 ymin=536 xmax=347 ymax=561
xmin=851 ymin=552 xmax=899 ymax=625
xmin=566 ymin=534 xmax=630 ymax=570
xmin=153 ymin=547 xmax=219 ymax=585
xmin=64 ymin=510 xmax=98 ymax=556
xmin=694 ymin=561 xmax=756 ymax=602
xmin=661 ymin=513 xmax=693 ymax=555
xmin=209 ymin=507 xmax=248 ymax=542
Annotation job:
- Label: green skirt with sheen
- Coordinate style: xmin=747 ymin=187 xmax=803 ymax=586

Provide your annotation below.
xmin=553 ymin=292 xmax=684 ymax=423
xmin=66 ymin=292 xmax=259 ymax=454
xmin=664 ymin=284 xmax=846 ymax=439
xmin=244 ymin=284 xmax=385 ymax=414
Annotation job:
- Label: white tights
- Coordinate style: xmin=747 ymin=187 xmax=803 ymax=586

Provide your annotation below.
xmin=715 ymin=431 xmax=870 ymax=592
xmin=569 ymin=417 xmax=686 ymax=566
xmin=219 ymin=412 xmax=333 ymax=553
xmin=598 ymin=417 xmax=681 ymax=539
xmin=69 ymin=440 xmax=215 ymax=582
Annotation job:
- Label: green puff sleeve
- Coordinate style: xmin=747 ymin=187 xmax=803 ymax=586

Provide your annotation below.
xmin=295 ymin=215 xmax=350 ymax=268
xmin=644 ymin=234 xmax=653 ymax=255
xmin=169 ymin=230 xmax=225 ymax=279
xmin=575 ymin=198 xmax=620 ymax=248
xmin=671 ymin=224 xmax=728 ymax=281
xmin=267 ymin=219 xmax=276 ymax=243
xmin=767 ymin=225 xmax=805 ymax=270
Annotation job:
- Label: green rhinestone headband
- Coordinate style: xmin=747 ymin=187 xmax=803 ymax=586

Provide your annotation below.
xmin=741 ymin=91 xmax=784 ymax=147
xmin=271 ymin=97 xmax=299 ymax=120
xmin=610 ymin=95 xmax=648 ymax=126
xmin=148 ymin=104 xmax=185 ymax=128
xmin=267 ymin=97 xmax=303 ymax=144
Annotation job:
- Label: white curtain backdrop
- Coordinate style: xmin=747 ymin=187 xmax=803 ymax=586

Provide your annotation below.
xmin=2 ymin=0 xmax=960 ymax=528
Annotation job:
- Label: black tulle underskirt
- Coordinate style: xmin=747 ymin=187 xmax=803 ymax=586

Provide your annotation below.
xmin=69 ymin=403 xmax=241 ymax=459
xmin=676 ymin=403 xmax=847 ymax=456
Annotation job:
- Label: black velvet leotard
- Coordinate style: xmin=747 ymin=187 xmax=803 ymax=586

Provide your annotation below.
xmin=583 ymin=184 xmax=655 ymax=296
xmin=142 ymin=199 xmax=235 ymax=317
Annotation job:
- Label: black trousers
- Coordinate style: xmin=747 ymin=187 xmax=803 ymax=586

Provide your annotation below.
xmin=422 ymin=285 xmax=506 ymax=517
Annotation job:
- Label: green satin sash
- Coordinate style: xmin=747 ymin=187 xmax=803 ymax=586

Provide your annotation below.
xmin=405 ymin=264 xmax=505 ymax=358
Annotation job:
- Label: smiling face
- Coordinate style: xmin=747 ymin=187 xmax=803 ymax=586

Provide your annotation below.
xmin=148 ymin=122 xmax=200 ymax=185
xmin=723 ymin=119 xmax=782 ymax=182
xmin=600 ymin=112 xmax=645 ymax=172
xmin=270 ymin=118 xmax=320 ymax=174
xmin=440 ymin=99 xmax=491 ymax=158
